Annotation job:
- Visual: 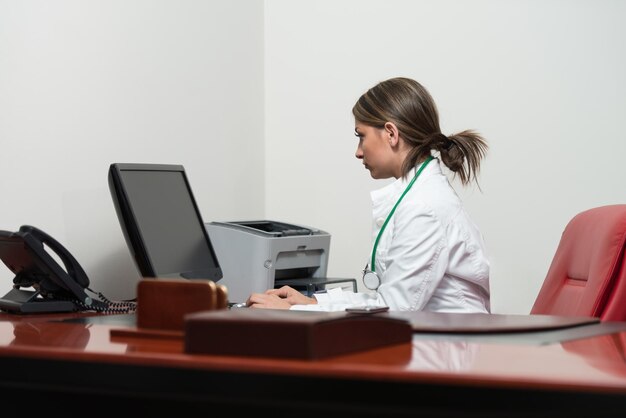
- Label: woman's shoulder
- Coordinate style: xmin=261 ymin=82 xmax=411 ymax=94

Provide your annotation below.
xmin=408 ymin=170 xmax=462 ymax=215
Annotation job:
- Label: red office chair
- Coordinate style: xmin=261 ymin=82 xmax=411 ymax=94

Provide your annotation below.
xmin=530 ymin=204 xmax=626 ymax=321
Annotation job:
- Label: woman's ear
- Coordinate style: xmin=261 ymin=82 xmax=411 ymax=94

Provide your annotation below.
xmin=384 ymin=122 xmax=399 ymax=146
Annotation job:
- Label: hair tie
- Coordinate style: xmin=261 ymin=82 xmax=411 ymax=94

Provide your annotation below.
xmin=430 ymin=132 xmax=453 ymax=150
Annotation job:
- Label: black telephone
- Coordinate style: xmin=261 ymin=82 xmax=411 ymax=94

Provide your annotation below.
xmin=0 ymin=225 xmax=134 ymax=314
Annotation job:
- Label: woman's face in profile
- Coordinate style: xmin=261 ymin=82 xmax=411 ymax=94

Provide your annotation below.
xmin=354 ymin=123 xmax=396 ymax=179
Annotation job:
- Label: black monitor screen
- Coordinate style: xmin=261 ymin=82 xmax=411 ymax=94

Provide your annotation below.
xmin=108 ymin=163 xmax=222 ymax=282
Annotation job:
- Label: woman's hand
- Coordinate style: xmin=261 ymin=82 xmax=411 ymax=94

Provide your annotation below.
xmin=246 ymin=286 xmax=317 ymax=309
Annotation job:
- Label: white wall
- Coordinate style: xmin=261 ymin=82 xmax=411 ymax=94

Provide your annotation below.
xmin=2 ymin=1 xmax=625 ymax=314
xmin=0 ymin=0 xmax=265 ymax=300
xmin=265 ymin=0 xmax=626 ymax=313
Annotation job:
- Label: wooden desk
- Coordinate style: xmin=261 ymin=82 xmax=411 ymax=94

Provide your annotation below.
xmin=1 ymin=312 xmax=626 ymax=416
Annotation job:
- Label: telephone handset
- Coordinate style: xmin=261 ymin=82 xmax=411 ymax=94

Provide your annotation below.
xmin=0 ymin=225 xmax=135 ymax=314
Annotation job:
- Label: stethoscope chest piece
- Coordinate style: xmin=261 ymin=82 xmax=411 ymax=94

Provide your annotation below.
xmin=362 ymin=269 xmax=381 ymax=291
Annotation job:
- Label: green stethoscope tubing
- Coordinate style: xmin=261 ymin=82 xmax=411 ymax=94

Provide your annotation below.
xmin=369 ymin=155 xmax=434 ymax=273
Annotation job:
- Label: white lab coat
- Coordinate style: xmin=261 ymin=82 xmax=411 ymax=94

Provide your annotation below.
xmin=292 ymin=158 xmax=490 ymax=313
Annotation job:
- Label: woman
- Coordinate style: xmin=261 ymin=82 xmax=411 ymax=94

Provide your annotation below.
xmin=247 ymin=77 xmax=490 ymax=313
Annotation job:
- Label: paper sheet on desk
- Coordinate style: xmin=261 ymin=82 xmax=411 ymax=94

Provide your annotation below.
xmin=290 ymin=287 xmax=385 ymax=312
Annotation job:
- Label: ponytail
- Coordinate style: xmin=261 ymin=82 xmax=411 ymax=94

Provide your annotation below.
xmin=437 ymin=130 xmax=487 ymax=186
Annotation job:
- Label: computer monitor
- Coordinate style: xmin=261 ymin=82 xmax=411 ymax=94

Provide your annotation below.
xmin=108 ymin=163 xmax=223 ymax=282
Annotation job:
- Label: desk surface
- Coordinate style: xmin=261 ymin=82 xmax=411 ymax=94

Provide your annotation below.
xmin=1 ymin=311 xmax=626 ymax=416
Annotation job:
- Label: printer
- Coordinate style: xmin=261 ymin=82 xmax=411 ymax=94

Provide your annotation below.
xmin=206 ymin=220 xmax=348 ymax=303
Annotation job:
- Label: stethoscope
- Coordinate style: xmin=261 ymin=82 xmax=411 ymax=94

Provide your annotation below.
xmin=362 ymin=156 xmax=434 ymax=290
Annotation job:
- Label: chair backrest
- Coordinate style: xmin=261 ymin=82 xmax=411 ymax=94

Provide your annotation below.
xmin=530 ymin=204 xmax=626 ymax=320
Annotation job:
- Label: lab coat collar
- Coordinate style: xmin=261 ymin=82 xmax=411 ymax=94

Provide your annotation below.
xmin=370 ymin=157 xmax=442 ymax=206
